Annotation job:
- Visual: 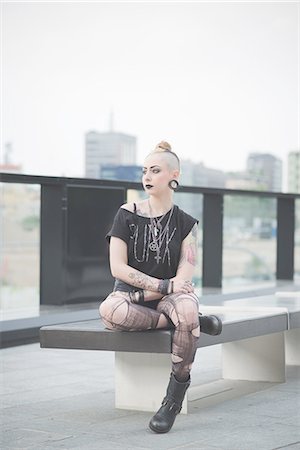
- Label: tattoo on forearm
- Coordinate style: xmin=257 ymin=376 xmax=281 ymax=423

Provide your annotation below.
xmin=128 ymin=272 xmax=158 ymax=291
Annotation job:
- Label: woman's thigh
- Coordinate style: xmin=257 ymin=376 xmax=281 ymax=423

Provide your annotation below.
xmin=99 ymin=291 xmax=161 ymax=331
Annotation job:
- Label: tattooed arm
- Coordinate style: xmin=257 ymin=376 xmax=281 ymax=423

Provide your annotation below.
xmin=142 ymin=290 xmax=164 ymax=302
xmin=109 ymin=236 xmax=161 ymax=292
xmin=129 ymin=290 xmax=165 ymax=303
xmin=174 ymin=223 xmax=198 ymax=282
xmin=109 ymin=224 xmax=198 ymax=296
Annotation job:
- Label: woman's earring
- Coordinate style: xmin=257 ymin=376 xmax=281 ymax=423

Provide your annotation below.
xmin=168 ymin=179 xmax=179 ymax=190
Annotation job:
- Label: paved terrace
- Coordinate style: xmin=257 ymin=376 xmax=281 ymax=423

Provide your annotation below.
xmin=1 ymin=336 xmax=300 ymax=449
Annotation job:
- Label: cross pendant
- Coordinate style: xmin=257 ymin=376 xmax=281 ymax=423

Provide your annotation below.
xmin=154 ymin=254 xmax=161 ymax=263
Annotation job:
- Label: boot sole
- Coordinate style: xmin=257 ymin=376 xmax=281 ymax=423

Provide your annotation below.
xmin=149 ymin=422 xmax=172 ymax=434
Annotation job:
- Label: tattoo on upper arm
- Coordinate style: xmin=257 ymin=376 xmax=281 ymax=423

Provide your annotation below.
xmin=192 ymin=223 xmax=198 ymax=238
xmin=136 ymin=206 xmax=149 ymax=217
xmin=186 ymin=242 xmax=197 ymax=266
xmin=178 ymin=223 xmax=198 ymax=268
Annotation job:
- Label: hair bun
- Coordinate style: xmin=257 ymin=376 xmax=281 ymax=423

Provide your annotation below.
xmin=149 ymin=140 xmax=180 ymax=168
xmin=155 ymin=141 xmax=172 ymax=152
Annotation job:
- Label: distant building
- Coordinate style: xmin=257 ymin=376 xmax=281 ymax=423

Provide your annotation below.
xmin=193 ymin=162 xmax=226 ymax=188
xmin=288 ymin=151 xmax=300 ymax=193
xmin=100 ymin=164 xmax=143 ymax=182
xmin=174 ymin=160 xmax=226 ymax=221
xmin=0 ymin=142 xmax=22 ymax=174
xmin=180 ymin=160 xmax=226 ymax=188
xmin=225 ymin=171 xmax=260 ymax=190
xmin=0 ymin=163 xmax=22 ymax=174
xmin=246 ymin=153 xmax=282 ymax=192
xmin=85 ymin=131 xmax=137 ymax=179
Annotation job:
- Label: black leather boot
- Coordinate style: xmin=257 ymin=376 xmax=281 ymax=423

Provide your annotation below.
xmin=199 ymin=313 xmax=222 ymax=335
xmin=149 ymin=373 xmax=190 ymax=434
xmin=162 ymin=312 xmax=222 ymax=336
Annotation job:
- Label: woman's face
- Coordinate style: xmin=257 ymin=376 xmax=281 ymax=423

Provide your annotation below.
xmin=142 ymin=154 xmax=178 ymax=195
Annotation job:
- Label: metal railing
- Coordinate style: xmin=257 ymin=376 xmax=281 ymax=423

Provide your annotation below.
xmin=1 ymin=172 xmax=299 ymax=307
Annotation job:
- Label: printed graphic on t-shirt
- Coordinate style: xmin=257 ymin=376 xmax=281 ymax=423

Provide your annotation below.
xmin=129 ymin=222 xmax=177 ymax=265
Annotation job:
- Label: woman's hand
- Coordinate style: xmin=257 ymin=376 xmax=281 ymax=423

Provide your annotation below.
xmin=171 ymin=278 xmax=194 ymax=294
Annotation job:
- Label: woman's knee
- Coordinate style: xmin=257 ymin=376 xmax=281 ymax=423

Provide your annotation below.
xmin=173 ymin=294 xmax=199 ymax=329
xmin=158 ymin=293 xmax=199 ymax=330
xmin=99 ymin=294 xmax=129 ymax=325
xmin=175 ymin=293 xmax=199 ymax=314
xmin=99 ymin=296 xmax=111 ymax=319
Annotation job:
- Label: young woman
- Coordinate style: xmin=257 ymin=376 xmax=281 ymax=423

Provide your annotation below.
xmin=99 ymin=141 xmax=222 ymax=433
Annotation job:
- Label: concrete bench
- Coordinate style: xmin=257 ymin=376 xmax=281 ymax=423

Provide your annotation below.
xmin=219 ymin=293 xmax=300 ymax=367
xmin=40 ymin=297 xmax=299 ymax=413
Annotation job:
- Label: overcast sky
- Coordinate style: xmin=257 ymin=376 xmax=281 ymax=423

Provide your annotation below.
xmin=2 ymin=1 xmax=299 ymax=187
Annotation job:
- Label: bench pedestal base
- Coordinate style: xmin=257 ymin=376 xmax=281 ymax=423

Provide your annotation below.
xmin=115 ymin=352 xmax=176 ymax=413
xmin=222 ymin=332 xmax=286 ymax=382
xmin=285 ymin=329 xmax=300 ymax=365
xmin=115 ymin=333 xmax=286 ymax=413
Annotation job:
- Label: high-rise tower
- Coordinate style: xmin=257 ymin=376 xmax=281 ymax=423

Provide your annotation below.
xmin=246 ymin=153 xmax=282 ymax=192
xmin=85 ymin=127 xmax=137 ymax=179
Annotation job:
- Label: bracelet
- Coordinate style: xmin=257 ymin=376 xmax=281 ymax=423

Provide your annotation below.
xmin=158 ymin=279 xmax=170 ymax=295
xmin=129 ymin=290 xmax=144 ymax=304
xmin=129 ymin=292 xmax=135 ymax=303
xmin=139 ymin=290 xmax=145 ymax=303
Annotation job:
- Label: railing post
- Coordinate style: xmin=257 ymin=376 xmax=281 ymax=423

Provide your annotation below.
xmin=40 ymin=184 xmax=65 ymax=305
xmin=276 ymin=197 xmax=295 ymax=280
xmin=202 ymin=193 xmax=223 ymax=288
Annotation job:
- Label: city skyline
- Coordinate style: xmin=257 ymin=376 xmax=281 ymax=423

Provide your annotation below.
xmin=2 ymin=2 xmax=299 ymax=188
xmin=2 ymin=130 xmax=295 ymax=193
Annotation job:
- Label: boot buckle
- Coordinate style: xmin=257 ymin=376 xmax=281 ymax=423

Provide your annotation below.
xmin=169 ymin=402 xmax=180 ymax=413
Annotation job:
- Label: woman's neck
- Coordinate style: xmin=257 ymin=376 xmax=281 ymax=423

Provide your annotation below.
xmin=148 ymin=195 xmax=173 ymax=216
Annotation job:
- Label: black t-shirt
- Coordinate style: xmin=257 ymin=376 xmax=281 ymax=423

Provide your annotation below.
xmin=106 ymin=204 xmax=198 ymax=282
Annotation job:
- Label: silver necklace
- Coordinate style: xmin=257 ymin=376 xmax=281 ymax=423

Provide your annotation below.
xmin=148 ymin=200 xmax=174 ymax=263
xmin=151 ymin=210 xmax=169 ymax=237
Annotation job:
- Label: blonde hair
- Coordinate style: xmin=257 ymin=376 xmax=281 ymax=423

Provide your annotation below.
xmin=149 ymin=141 xmax=180 ymax=170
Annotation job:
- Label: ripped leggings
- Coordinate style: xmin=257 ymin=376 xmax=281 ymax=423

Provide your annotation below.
xmin=99 ymin=291 xmax=200 ymax=382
